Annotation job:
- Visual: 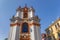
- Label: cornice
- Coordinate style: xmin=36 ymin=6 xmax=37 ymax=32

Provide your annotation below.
xmin=45 ymin=18 xmax=60 ymax=31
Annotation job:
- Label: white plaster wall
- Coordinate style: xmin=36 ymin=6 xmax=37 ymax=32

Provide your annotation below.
xmin=8 ymin=27 xmax=13 ymax=40
xmin=20 ymin=12 xmax=23 ymax=19
xmin=34 ymin=26 xmax=41 ymax=40
xmin=30 ymin=26 xmax=35 ymax=40
xmin=38 ymin=27 xmax=41 ymax=40
xmin=28 ymin=11 xmax=34 ymax=18
xmin=8 ymin=26 xmax=16 ymax=40
xmin=8 ymin=25 xmax=20 ymax=40
xmin=30 ymin=25 xmax=41 ymax=40
xmin=15 ymin=11 xmax=23 ymax=19
xmin=34 ymin=26 xmax=38 ymax=40
xmin=11 ymin=26 xmax=17 ymax=40
xmin=37 ymin=26 xmax=41 ymax=40
xmin=15 ymin=11 xmax=21 ymax=17
xmin=15 ymin=26 xmax=20 ymax=40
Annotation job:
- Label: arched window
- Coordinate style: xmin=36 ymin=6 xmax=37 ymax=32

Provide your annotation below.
xmin=22 ymin=22 xmax=28 ymax=33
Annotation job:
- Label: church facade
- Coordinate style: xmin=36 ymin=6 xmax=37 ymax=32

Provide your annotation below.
xmin=8 ymin=5 xmax=41 ymax=40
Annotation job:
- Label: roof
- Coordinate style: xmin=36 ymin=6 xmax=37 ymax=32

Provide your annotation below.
xmin=45 ymin=17 xmax=60 ymax=31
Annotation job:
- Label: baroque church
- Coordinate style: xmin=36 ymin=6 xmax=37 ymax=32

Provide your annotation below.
xmin=8 ymin=5 xmax=41 ymax=40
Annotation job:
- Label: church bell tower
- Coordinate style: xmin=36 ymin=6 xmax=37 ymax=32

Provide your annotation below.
xmin=8 ymin=5 xmax=41 ymax=40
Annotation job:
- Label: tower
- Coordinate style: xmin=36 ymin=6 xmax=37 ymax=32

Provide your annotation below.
xmin=8 ymin=5 xmax=41 ymax=40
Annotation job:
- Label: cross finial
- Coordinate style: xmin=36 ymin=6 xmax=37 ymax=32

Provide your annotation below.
xmin=25 ymin=4 xmax=27 ymax=7
xmin=19 ymin=6 xmax=21 ymax=8
xmin=16 ymin=6 xmax=21 ymax=11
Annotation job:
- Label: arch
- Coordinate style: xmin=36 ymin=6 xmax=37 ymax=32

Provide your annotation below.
xmin=22 ymin=22 xmax=28 ymax=33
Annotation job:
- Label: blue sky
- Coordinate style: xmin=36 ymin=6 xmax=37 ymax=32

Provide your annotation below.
xmin=0 ymin=0 xmax=60 ymax=40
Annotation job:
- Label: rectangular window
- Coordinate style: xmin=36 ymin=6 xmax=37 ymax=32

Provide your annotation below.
xmin=52 ymin=36 xmax=56 ymax=40
xmin=58 ymin=33 xmax=60 ymax=38
xmin=57 ymin=23 xmax=60 ymax=27
xmin=51 ymin=28 xmax=53 ymax=32
xmin=55 ymin=25 xmax=57 ymax=29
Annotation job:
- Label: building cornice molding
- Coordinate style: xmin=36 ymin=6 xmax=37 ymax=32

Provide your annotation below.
xmin=45 ymin=18 xmax=60 ymax=31
xmin=10 ymin=22 xmax=40 ymax=27
xmin=10 ymin=23 xmax=20 ymax=26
